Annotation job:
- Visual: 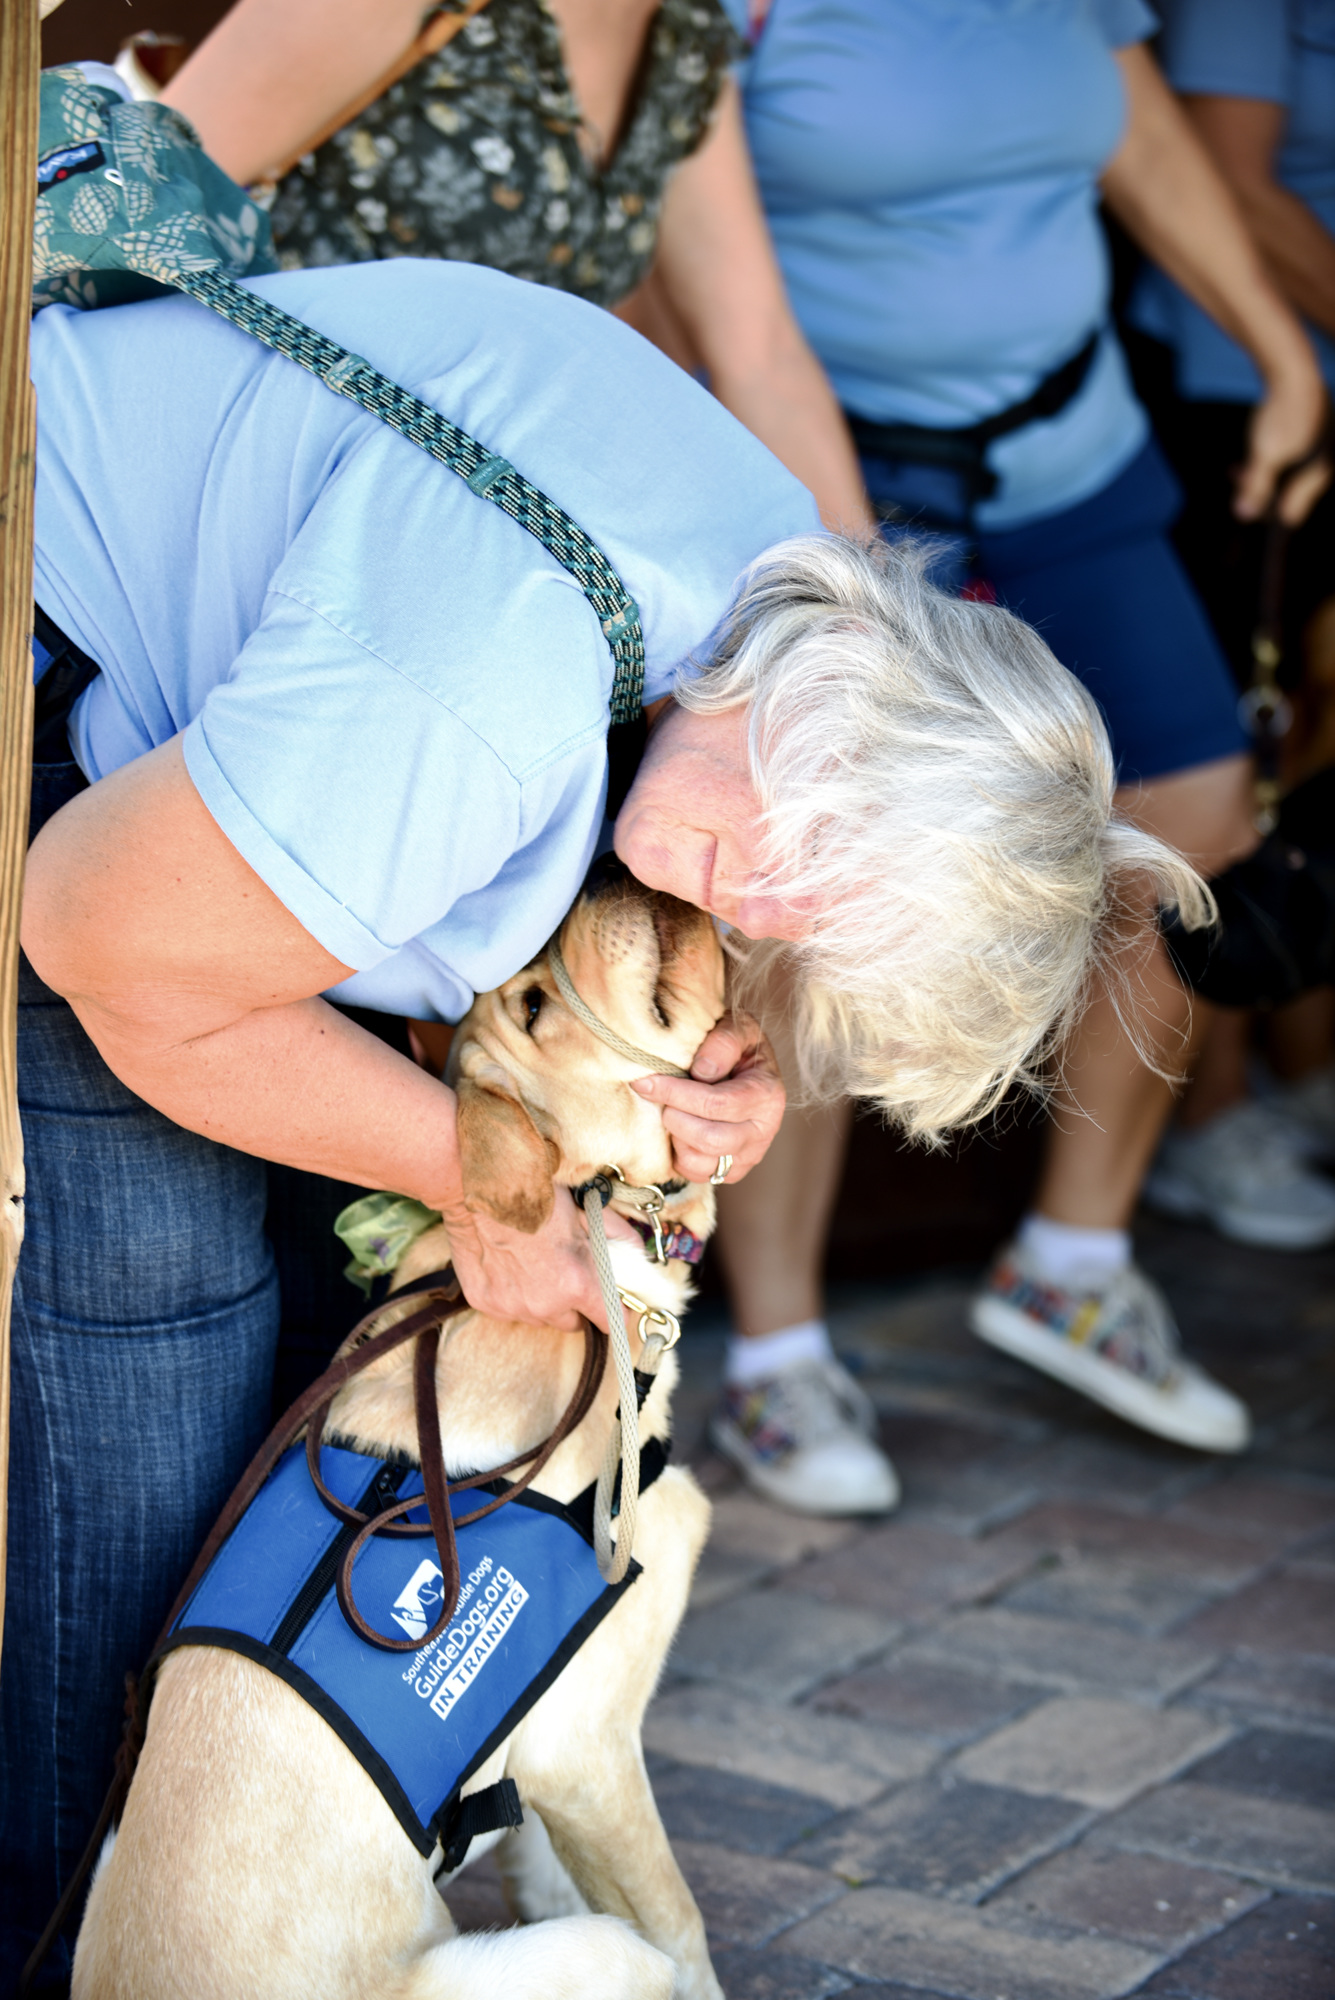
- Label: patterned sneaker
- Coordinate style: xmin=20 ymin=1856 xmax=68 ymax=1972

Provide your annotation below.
xmin=710 ymin=1357 xmax=901 ymax=1515
xmin=971 ymin=1247 xmax=1250 ymax=1453
xmin=1143 ymin=1100 xmax=1335 ymax=1250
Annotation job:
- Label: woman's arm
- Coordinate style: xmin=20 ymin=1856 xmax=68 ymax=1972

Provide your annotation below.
xmin=20 ymin=739 xmax=774 ymax=1327
xmin=1103 ymin=44 xmax=1329 ymax=525
xmin=650 ymin=80 xmax=876 ymax=537
xmin=162 ymin=0 xmax=425 ymax=186
xmin=1181 ymin=93 xmax=1335 ymax=341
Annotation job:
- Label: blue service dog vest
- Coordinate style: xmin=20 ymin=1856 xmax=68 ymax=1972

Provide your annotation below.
xmin=157 ymin=1437 xmax=664 ymax=1860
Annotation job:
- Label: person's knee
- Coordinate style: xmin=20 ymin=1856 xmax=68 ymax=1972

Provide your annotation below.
xmin=1116 ymin=754 xmax=1259 ymax=880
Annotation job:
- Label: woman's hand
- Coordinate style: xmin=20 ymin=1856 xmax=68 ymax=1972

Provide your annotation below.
xmin=629 ymin=1011 xmax=785 ymax=1184
xmin=1238 ymin=373 xmax=1331 ymax=525
xmin=437 ymin=1182 xmax=641 ymax=1333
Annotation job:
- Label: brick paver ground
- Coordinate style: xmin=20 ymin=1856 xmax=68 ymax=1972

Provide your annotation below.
xmin=449 ymin=1212 xmax=1335 ymax=1998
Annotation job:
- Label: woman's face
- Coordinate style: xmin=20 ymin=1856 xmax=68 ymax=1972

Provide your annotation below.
xmin=613 ymin=701 xmax=812 ymax=942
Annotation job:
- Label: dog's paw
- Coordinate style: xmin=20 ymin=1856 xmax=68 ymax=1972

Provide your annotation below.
xmin=395 ymin=1914 xmax=674 ymax=1999
xmin=495 ymin=1811 xmax=590 ymax=1921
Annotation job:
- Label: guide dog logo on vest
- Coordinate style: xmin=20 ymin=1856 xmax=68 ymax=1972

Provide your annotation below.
xmin=397 ymin=1553 xmax=533 ymax=1720
xmin=392 ymin=1558 xmax=447 ymax=1642
xmin=165 ymin=1437 xmax=644 ymax=1857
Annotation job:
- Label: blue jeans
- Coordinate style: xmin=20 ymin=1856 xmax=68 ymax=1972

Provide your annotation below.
xmin=0 ymin=758 xmax=282 ymax=1996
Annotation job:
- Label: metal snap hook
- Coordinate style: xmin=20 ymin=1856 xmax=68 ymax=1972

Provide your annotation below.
xmin=615 ymin=1288 xmax=681 ymax=1351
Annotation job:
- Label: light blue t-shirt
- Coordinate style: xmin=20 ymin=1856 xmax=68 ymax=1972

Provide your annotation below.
xmin=726 ymin=0 xmax=1156 ymax=528
xmin=32 ymin=261 xmax=817 ymax=1021
xmin=1131 ymin=0 xmax=1335 ymax=401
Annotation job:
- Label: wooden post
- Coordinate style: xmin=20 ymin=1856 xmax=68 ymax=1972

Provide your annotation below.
xmin=0 ymin=0 xmax=41 ymax=1669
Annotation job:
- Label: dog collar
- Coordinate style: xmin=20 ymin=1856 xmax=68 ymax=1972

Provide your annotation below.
xmin=626 ymin=1215 xmax=706 ymax=1265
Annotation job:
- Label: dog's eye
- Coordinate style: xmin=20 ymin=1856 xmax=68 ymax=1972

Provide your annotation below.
xmin=522 ymin=986 xmax=544 ymax=1033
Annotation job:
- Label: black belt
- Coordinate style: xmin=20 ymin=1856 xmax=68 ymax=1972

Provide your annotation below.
xmin=845 ymin=328 xmax=1102 ymax=509
xmin=33 ymin=603 xmax=102 ymax=761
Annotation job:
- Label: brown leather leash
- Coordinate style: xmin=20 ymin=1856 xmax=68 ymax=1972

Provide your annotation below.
xmin=20 ymin=1266 xmax=607 ymax=1994
xmin=1243 ymin=418 xmax=1335 ymax=834
xmin=306 ymin=1274 xmax=607 ymax=1650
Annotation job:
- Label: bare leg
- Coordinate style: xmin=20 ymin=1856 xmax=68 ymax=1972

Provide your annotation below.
xmin=1032 ymin=935 xmax=1202 ymax=1226
xmin=714 ymin=1094 xmax=853 ymax=1339
xmin=1267 ymin=988 xmax=1335 ymax=1081
xmin=710 ymin=975 xmax=894 ymax=1513
xmin=1176 ymin=1003 xmax=1249 ymax=1131
xmin=1032 ymin=754 xmax=1257 ymax=1229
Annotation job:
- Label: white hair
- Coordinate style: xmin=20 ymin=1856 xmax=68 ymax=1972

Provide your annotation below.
xmin=676 ymin=533 xmax=1213 ymax=1138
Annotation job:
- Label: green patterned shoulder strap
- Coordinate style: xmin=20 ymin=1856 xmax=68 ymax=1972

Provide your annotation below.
xmin=176 ymin=269 xmax=645 ymax=727
xmin=32 ymin=69 xmax=647 ymax=759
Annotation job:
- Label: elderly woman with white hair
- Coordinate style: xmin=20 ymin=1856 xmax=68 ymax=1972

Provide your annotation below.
xmin=6 ymin=254 xmax=1196 ymax=1978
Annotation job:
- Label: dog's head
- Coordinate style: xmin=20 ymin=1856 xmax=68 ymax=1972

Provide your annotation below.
xmin=449 ymin=855 xmax=726 ymax=1246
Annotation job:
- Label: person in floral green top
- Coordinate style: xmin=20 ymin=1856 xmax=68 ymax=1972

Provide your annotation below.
xmin=268 ymin=0 xmax=741 ymax=308
xmin=166 ymin=0 xmax=871 ymax=529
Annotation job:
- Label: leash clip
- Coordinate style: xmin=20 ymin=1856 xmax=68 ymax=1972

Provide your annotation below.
xmin=615 ymin=1288 xmax=681 ymax=1352
xmin=633 ymin=1184 xmax=668 ymax=1263
xmin=587 ymin=1166 xmax=672 ymax=1262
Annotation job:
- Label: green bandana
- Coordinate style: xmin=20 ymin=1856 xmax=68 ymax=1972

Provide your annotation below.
xmin=334 ymin=1192 xmax=444 ymax=1296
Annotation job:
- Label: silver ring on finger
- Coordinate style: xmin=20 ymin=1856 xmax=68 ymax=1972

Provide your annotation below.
xmin=710 ymin=1153 xmax=733 ymax=1186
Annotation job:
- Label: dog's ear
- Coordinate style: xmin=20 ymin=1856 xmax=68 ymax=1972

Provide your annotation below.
xmin=455 ymin=1079 xmax=559 ymax=1233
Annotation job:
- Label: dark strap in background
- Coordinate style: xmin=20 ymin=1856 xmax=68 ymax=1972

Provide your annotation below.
xmin=32 ymin=603 xmax=101 ymax=762
xmin=845 ymin=328 xmax=1102 ymax=507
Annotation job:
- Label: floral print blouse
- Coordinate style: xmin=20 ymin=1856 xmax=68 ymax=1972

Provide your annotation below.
xmin=269 ymin=0 xmax=741 ymax=308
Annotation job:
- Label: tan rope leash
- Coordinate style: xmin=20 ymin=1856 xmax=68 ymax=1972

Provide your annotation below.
xmin=548 ymin=935 xmax=689 ymax=1077
xmin=548 ymin=933 xmax=697 ymax=1577
xmin=574 ymin=1175 xmax=680 ymax=1583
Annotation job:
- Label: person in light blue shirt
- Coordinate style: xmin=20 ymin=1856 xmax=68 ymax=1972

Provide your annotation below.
xmin=731 ymin=0 xmax=1153 ymax=531
xmin=1127 ymin=0 xmax=1335 ymax=685
xmin=33 ymin=260 xmax=819 ymax=1029
xmin=1133 ymin=0 xmax=1335 ymax=401
xmin=1122 ymin=0 xmax=1335 ymax=1256
xmin=709 ymin=0 xmax=1331 ymax=1503
xmin=10 ymin=255 xmax=1179 ymax=1980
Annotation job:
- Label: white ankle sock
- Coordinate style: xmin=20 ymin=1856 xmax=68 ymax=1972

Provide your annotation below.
xmin=725 ymin=1319 xmax=833 ymax=1386
xmin=1016 ymin=1213 xmax=1131 ymax=1289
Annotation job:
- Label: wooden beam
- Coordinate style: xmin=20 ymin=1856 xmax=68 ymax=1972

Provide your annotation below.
xmin=0 ymin=0 xmax=41 ymax=1669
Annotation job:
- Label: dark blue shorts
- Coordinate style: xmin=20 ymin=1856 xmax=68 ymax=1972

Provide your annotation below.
xmin=861 ymin=436 xmax=1248 ymax=786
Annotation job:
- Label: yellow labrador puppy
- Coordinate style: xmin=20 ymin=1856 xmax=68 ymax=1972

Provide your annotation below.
xmin=73 ymin=860 xmax=726 ymax=2000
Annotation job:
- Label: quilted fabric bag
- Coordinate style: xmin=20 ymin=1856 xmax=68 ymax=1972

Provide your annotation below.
xmin=33 ymin=64 xmax=277 ymax=309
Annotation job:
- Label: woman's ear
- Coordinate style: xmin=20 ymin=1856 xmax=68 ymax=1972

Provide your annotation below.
xmin=455 ymin=1078 xmax=559 ymax=1233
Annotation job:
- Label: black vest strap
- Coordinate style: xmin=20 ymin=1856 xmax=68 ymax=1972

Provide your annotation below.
xmin=437 ymin=1776 xmax=525 ymax=1876
xmin=604 ymin=710 xmax=648 ymax=820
